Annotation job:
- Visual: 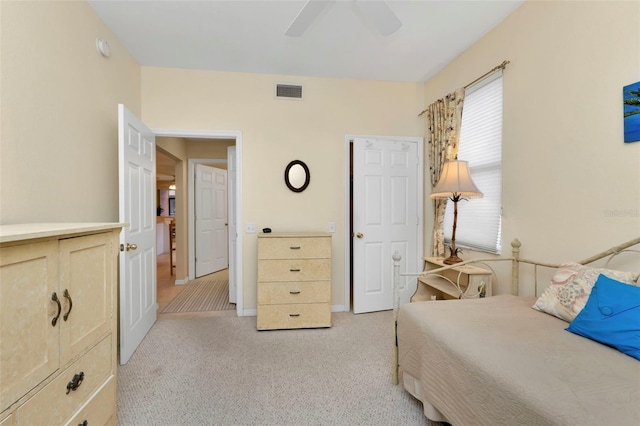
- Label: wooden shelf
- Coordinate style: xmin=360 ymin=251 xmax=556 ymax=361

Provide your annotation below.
xmin=423 ymin=256 xmax=491 ymax=275
xmin=418 ymin=275 xmax=464 ymax=299
xmin=411 ymin=258 xmax=492 ymax=302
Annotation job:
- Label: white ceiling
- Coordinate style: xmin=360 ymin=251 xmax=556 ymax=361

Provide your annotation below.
xmin=88 ymin=0 xmax=524 ymax=83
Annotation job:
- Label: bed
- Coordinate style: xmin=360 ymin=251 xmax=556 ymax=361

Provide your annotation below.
xmin=393 ymin=237 xmax=640 ymax=425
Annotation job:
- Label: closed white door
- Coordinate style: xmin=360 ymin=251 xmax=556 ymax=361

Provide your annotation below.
xmin=227 ymin=146 xmax=237 ymax=304
xmin=118 ymin=104 xmax=157 ymax=364
xmin=352 ymin=137 xmax=420 ymax=313
xmin=195 ymin=164 xmax=228 ymax=277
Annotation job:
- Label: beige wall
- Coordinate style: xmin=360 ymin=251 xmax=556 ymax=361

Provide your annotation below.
xmin=188 ymin=139 xmax=235 ymax=162
xmin=142 ymin=67 xmax=424 ymax=310
xmin=0 ymin=0 xmax=141 ymax=224
xmin=424 ymin=0 xmax=640 ymax=294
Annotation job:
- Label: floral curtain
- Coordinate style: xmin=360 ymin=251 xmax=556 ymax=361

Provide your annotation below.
xmin=425 ymin=88 xmax=465 ymax=257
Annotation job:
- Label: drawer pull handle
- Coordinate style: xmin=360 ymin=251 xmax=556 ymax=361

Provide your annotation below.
xmin=289 ymin=313 xmax=300 ymax=317
xmin=78 ymin=421 xmax=88 ymax=426
xmin=66 ymin=371 xmax=84 ymax=394
xmin=289 ymin=246 xmax=301 ymax=250
xmin=289 ymin=291 xmax=301 ymax=295
xmin=289 ymin=268 xmax=301 ymax=272
xmin=51 ymin=292 xmax=62 ymax=327
xmin=63 ymin=289 xmax=73 ymax=321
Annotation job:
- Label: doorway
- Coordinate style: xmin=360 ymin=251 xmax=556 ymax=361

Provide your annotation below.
xmin=344 ymin=135 xmax=424 ymax=313
xmin=156 ymin=148 xmax=180 ymax=311
xmin=153 ymin=129 xmax=244 ymax=317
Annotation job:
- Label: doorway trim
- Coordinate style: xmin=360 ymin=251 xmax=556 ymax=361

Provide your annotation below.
xmin=343 ymin=134 xmax=424 ymax=312
xmin=152 ymin=128 xmax=244 ymax=317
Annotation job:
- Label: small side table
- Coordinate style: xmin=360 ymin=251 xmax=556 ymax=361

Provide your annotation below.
xmin=411 ymin=257 xmax=492 ymax=302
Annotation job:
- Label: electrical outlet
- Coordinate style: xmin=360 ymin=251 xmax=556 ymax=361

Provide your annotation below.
xmin=328 ymin=222 xmax=335 ymax=233
xmin=246 ymin=223 xmax=257 ymax=234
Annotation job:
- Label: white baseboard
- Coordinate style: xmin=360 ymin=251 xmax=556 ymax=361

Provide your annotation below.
xmin=174 ymin=277 xmax=189 ymax=285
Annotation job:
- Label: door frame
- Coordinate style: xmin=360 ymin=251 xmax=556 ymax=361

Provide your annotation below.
xmin=152 ymin=128 xmax=244 ymax=317
xmin=343 ymin=134 xmax=424 ymax=312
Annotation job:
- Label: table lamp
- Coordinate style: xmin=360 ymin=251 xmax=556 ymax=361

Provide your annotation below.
xmin=430 ymin=160 xmax=483 ymax=265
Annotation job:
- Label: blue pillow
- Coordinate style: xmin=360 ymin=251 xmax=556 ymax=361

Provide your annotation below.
xmin=566 ymin=274 xmax=640 ymax=360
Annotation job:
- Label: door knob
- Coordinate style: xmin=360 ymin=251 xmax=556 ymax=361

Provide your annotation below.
xmin=126 ymin=243 xmax=137 ymax=251
xmin=356 ymin=232 xmax=364 ymax=239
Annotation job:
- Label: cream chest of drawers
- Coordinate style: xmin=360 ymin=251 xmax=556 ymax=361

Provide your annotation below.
xmin=257 ymin=232 xmax=331 ymax=330
xmin=0 ymin=223 xmax=121 ymax=426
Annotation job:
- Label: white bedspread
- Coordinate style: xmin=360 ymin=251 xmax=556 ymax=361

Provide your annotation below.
xmin=397 ymin=295 xmax=640 ymax=425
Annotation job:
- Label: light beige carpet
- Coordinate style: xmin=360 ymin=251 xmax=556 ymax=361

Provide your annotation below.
xmin=161 ymin=279 xmax=234 ymax=313
xmin=117 ymin=311 xmax=442 ymax=425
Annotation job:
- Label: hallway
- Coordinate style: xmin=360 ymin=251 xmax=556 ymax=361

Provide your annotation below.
xmin=157 ymin=253 xmax=235 ymax=319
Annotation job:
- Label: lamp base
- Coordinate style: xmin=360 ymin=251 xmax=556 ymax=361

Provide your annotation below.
xmin=443 ymin=254 xmax=463 ymax=265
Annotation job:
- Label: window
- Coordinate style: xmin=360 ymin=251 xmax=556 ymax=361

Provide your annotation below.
xmin=444 ymin=72 xmax=503 ymax=254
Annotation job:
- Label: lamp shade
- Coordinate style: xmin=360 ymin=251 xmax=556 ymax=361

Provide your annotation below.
xmin=430 ymin=160 xmax=482 ymax=199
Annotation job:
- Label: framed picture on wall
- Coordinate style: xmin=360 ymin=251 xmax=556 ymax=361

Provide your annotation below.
xmin=623 ymin=81 xmax=640 ymax=143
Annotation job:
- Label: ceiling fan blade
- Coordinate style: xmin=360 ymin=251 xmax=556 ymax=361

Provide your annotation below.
xmin=285 ymin=0 xmax=332 ymax=37
xmin=356 ymin=0 xmax=402 ymax=36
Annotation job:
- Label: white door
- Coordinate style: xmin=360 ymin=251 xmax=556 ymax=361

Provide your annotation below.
xmin=195 ymin=164 xmax=228 ymax=277
xmin=227 ymin=146 xmax=237 ymax=304
xmin=352 ymin=137 xmax=420 ymax=314
xmin=118 ymin=104 xmax=157 ymax=364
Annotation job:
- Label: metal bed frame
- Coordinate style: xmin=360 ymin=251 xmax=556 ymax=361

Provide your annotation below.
xmin=391 ymin=236 xmax=640 ymax=384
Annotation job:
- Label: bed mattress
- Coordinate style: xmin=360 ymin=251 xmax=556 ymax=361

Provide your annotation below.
xmin=396 ymin=294 xmax=640 ymax=425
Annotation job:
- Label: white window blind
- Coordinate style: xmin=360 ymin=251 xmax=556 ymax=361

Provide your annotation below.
xmin=444 ymin=72 xmax=503 ymax=254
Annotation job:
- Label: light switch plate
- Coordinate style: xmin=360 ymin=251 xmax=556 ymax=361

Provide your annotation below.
xmin=246 ymin=223 xmax=257 ymax=234
xmin=328 ymin=222 xmax=335 ymax=233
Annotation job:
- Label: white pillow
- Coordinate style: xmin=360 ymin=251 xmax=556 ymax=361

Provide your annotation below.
xmin=532 ymin=262 xmax=640 ymax=322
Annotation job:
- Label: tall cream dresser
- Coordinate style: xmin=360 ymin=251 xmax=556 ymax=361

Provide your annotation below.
xmin=0 ymin=223 xmax=121 ymax=426
xmin=257 ymin=232 xmax=331 ymax=330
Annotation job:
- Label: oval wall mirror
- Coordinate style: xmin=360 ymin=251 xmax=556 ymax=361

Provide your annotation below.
xmin=284 ymin=160 xmax=310 ymax=193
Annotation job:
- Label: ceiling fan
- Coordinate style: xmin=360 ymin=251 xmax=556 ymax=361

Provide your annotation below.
xmin=285 ymin=0 xmax=402 ymax=37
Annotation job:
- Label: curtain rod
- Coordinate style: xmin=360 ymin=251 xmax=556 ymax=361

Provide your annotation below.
xmin=417 ymin=60 xmax=510 ymax=117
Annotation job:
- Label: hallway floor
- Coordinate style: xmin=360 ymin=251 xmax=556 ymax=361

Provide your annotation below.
xmin=157 ymin=252 xmax=235 ymax=319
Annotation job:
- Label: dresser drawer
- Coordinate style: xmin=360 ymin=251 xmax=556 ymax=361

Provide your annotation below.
xmin=258 ymin=237 xmax=330 ymax=260
xmin=258 ymin=259 xmax=330 ymax=282
xmin=16 ymin=335 xmax=112 ymax=425
xmin=257 ymin=303 xmax=331 ymax=330
xmin=258 ymin=281 xmax=330 ymax=305
xmin=64 ymin=375 xmax=115 ymax=426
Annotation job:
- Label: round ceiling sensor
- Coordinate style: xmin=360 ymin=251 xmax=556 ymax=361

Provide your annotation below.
xmin=96 ymin=38 xmax=111 ymax=57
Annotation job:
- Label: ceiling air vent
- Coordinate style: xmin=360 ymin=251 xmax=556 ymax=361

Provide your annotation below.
xmin=275 ymin=83 xmax=303 ymax=100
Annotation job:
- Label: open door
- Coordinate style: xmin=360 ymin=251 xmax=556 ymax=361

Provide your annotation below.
xmin=195 ymin=164 xmax=228 ymax=277
xmin=352 ymin=137 xmax=420 ymax=313
xmin=118 ymin=104 xmax=157 ymax=364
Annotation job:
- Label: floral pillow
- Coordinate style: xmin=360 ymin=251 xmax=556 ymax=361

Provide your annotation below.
xmin=532 ymin=262 xmax=640 ymax=322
